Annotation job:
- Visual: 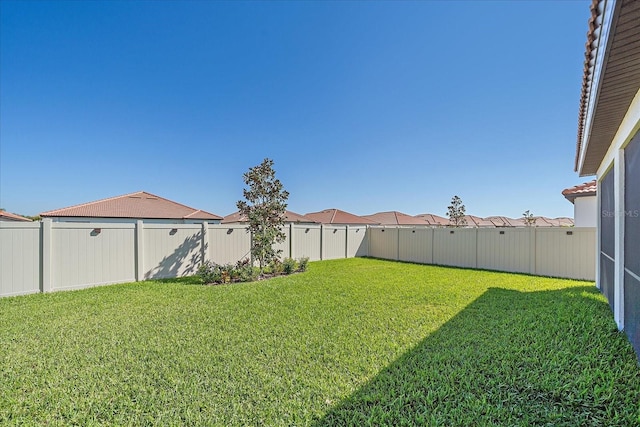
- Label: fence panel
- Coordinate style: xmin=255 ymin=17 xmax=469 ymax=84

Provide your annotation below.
xmin=0 ymin=222 xmax=41 ymax=297
xmin=323 ymin=226 xmax=347 ymax=260
xmin=347 ymin=226 xmax=368 ymax=257
xmin=369 ymin=227 xmax=399 ymax=260
xmin=143 ymin=224 xmax=202 ymax=279
xmin=208 ymin=225 xmax=251 ymax=265
xmin=433 ymin=228 xmax=477 ymax=268
xmin=273 ymin=226 xmax=291 ymax=259
xmin=477 ymin=228 xmax=532 ymax=274
xmin=399 ymin=228 xmax=433 ymax=264
xmin=52 ymin=223 xmax=136 ymax=290
xmin=535 ymin=227 xmax=595 ymax=280
xmin=292 ymin=225 xmax=322 ymax=261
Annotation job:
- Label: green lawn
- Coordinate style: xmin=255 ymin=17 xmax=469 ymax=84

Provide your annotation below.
xmin=1 ymin=258 xmax=638 ymax=426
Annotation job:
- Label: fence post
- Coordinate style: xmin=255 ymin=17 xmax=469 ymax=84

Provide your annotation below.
xmin=529 ymin=226 xmax=536 ymax=275
xmin=320 ymin=224 xmax=324 ymax=260
xmin=366 ymin=225 xmax=371 ymax=257
xmin=345 ymin=225 xmax=349 ymax=258
xmin=41 ymin=218 xmax=52 ymax=293
xmin=135 ymin=220 xmax=144 ymax=281
xmin=201 ymin=222 xmax=209 ymax=265
xmin=396 ymin=226 xmax=400 ymax=261
xmin=474 ymin=227 xmax=479 ymax=268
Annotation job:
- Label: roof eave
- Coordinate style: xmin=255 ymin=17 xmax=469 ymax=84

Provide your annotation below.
xmin=576 ymin=0 xmax=622 ymax=176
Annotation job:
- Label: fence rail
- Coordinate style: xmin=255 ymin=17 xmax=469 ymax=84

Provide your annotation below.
xmin=0 ymin=221 xmax=595 ymax=298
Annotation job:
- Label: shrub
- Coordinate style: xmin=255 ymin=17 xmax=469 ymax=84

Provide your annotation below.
xmin=297 ymin=257 xmax=309 ymax=272
xmin=236 ymin=258 xmax=258 ymax=282
xmin=269 ymin=259 xmax=284 ymax=274
xmin=197 ymin=261 xmax=222 ymax=284
xmin=283 ymin=257 xmax=297 ymax=275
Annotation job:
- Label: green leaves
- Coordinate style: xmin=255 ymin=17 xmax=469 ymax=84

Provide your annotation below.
xmin=237 ymin=158 xmax=289 ymax=270
xmin=447 ymin=195 xmax=467 ymax=227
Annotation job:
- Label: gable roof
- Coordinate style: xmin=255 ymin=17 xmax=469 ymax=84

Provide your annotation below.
xmin=576 ymin=0 xmax=640 ymax=175
xmin=221 ymin=210 xmax=318 ymax=224
xmin=304 ymin=209 xmax=379 ymax=225
xmin=0 ymin=211 xmax=32 ymax=222
xmin=415 ymin=213 xmax=450 ymax=226
xmin=362 ymin=211 xmax=430 ymax=226
xmin=40 ymin=191 xmax=222 ymax=220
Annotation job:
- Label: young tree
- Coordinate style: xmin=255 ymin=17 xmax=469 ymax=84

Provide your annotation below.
xmin=447 ymin=195 xmax=467 ymax=227
xmin=522 ymin=210 xmax=537 ymax=227
xmin=237 ymin=158 xmax=289 ymax=272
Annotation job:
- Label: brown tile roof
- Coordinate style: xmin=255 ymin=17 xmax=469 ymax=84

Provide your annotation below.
xmin=576 ymin=0 xmax=640 ymax=175
xmin=222 ymin=210 xmax=318 ymax=224
xmin=484 ymin=216 xmax=525 ymax=227
xmin=415 ymin=213 xmax=450 ymax=226
xmin=562 ymin=180 xmax=597 ymax=203
xmin=362 ymin=211 xmax=430 ymax=226
xmin=40 ymin=191 xmax=222 ymax=220
xmin=0 ymin=211 xmax=32 ymax=222
xmin=518 ymin=216 xmax=575 ymax=227
xmin=464 ymin=215 xmax=495 ymax=227
xmin=304 ymin=209 xmax=379 ymax=225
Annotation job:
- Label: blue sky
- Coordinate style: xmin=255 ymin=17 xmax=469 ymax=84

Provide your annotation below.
xmin=0 ymin=0 xmax=592 ymax=219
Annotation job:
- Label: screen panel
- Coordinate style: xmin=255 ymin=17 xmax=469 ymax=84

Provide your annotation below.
xmin=624 ymin=130 xmax=640 ymax=360
xmin=599 ymin=166 xmax=615 ymax=311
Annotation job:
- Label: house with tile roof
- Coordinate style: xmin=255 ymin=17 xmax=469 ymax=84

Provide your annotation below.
xmin=221 ymin=210 xmax=318 ymax=224
xmin=362 ymin=211 xmax=430 ymax=226
xmin=562 ymin=181 xmax=597 ymax=227
xmin=40 ymin=191 xmax=222 ymax=224
xmin=0 ymin=211 xmax=32 ymax=222
xmin=415 ymin=213 xmax=449 ymax=227
xmin=484 ymin=216 xmax=525 ymax=227
xmin=304 ymin=209 xmax=379 ymax=225
xmin=573 ymin=0 xmax=640 ymax=358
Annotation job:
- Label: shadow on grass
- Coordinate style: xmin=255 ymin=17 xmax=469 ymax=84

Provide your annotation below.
xmin=314 ymin=286 xmax=639 ymax=426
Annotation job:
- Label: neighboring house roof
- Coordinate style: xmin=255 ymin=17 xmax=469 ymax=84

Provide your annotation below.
xmin=362 ymin=211 xmax=430 ymax=226
xmin=415 ymin=213 xmax=450 ymax=226
xmin=576 ymin=0 xmax=640 ymax=175
xmin=463 ymin=215 xmax=494 ymax=227
xmin=521 ymin=216 xmax=575 ymax=227
xmin=40 ymin=191 xmax=222 ymax=220
xmin=0 ymin=211 xmax=32 ymax=222
xmin=304 ymin=209 xmax=379 ymax=225
xmin=485 ymin=216 xmax=525 ymax=227
xmin=562 ymin=180 xmax=597 ymax=203
xmin=221 ymin=210 xmax=318 ymax=224
xmin=548 ymin=217 xmax=576 ymax=227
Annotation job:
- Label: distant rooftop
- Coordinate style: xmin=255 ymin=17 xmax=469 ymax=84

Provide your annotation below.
xmin=41 ymin=191 xmax=222 ymax=220
xmin=222 ymin=210 xmax=318 ymax=224
xmin=363 ymin=211 xmax=429 ymax=226
xmin=0 ymin=211 xmax=32 ymax=222
xmin=305 ymin=209 xmax=379 ymax=225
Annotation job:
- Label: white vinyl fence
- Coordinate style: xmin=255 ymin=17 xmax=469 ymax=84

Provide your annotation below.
xmin=368 ymin=226 xmax=596 ymax=281
xmin=1 ymin=221 xmax=595 ymax=298
xmin=0 ymin=220 xmax=369 ymax=297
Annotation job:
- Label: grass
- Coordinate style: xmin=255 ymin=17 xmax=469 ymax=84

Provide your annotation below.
xmin=0 ymin=258 xmax=638 ymax=426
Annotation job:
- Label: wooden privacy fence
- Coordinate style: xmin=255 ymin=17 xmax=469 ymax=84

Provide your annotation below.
xmin=0 ymin=220 xmax=368 ymax=297
xmin=368 ymin=226 xmax=596 ymax=281
xmin=1 ymin=221 xmax=595 ymax=298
